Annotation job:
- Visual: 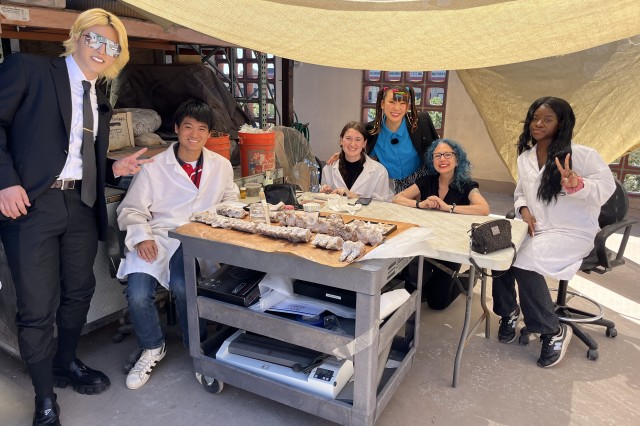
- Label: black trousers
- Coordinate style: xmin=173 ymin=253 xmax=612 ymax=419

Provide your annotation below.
xmin=491 ymin=266 xmax=559 ymax=335
xmin=0 ymin=186 xmax=98 ymax=364
xmin=403 ymin=257 xmax=464 ymax=310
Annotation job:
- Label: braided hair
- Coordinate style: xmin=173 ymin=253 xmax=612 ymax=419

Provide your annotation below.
xmin=517 ymin=97 xmax=575 ymax=204
xmin=369 ymin=84 xmax=419 ymax=135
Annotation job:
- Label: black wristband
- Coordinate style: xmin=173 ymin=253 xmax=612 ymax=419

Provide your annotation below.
xmin=416 ymin=200 xmax=421 ymax=209
xmin=450 ymin=203 xmax=456 ymax=213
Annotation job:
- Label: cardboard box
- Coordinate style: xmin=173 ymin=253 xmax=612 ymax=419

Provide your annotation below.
xmin=176 ymin=54 xmax=202 ymax=64
xmin=1 ymin=0 xmax=66 ymax=8
xmin=108 ymin=112 xmax=134 ymax=152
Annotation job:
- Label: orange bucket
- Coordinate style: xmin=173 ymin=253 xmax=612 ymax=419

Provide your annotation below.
xmin=205 ymin=133 xmax=231 ymax=160
xmin=238 ymin=132 xmax=276 ymax=177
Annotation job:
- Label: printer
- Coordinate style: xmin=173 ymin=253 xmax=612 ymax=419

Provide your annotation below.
xmin=216 ymin=330 xmax=353 ymax=399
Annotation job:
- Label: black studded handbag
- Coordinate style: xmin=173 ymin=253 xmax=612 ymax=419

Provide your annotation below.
xmin=468 ymin=219 xmax=517 ymax=277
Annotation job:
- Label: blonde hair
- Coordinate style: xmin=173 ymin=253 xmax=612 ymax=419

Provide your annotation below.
xmin=62 ymin=8 xmax=129 ymax=80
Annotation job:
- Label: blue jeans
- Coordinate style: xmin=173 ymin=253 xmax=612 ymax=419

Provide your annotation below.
xmin=125 ymin=245 xmax=206 ymax=349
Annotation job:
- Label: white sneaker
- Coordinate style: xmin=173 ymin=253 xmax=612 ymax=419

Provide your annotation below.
xmin=126 ymin=344 xmax=166 ymax=389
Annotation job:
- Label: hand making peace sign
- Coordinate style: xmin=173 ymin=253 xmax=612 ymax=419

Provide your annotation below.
xmin=112 ymin=147 xmax=155 ymax=177
xmin=554 ymin=153 xmax=580 ymax=189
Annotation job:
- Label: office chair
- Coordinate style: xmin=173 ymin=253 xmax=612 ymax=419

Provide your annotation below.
xmin=516 ymin=179 xmax=636 ymax=360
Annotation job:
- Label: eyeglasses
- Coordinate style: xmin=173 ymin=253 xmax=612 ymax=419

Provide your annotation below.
xmin=433 ymin=152 xmax=456 ymax=160
xmin=391 ymin=138 xmax=399 ymax=145
xmin=83 ymin=32 xmax=121 ymax=58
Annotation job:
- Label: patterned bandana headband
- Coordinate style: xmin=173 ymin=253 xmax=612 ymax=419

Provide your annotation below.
xmin=383 ymin=86 xmax=411 ymax=103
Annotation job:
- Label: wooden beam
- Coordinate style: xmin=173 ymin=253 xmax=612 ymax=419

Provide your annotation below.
xmin=0 ymin=5 xmax=234 ymax=47
xmin=281 ymin=59 xmax=294 ymax=127
xmin=0 ymin=29 xmax=66 ymax=42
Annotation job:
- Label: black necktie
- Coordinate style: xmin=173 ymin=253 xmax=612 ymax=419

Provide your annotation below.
xmin=81 ymin=80 xmax=97 ymax=207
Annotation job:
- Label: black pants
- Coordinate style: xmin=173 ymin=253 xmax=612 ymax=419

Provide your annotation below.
xmin=0 ymin=187 xmax=98 ymax=364
xmin=403 ymin=257 xmax=465 ymax=310
xmin=491 ymin=266 xmax=559 ymax=335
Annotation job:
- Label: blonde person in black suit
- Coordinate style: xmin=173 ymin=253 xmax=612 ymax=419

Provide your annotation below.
xmin=0 ymin=9 xmax=151 ymax=425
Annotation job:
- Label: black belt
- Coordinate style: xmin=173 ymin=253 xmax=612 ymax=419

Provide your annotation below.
xmin=50 ymin=179 xmax=80 ymax=190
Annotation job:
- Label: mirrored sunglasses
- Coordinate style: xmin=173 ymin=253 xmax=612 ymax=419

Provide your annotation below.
xmin=83 ymin=32 xmax=121 ymax=58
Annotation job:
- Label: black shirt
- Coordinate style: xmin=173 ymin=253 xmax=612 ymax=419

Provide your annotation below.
xmin=415 ymin=174 xmax=479 ymax=205
xmin=343 ymin=159 xmax=364 ymax=190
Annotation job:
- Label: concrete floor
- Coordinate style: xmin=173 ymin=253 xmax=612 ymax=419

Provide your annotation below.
xmin=1 ymin=193 xmax=639 ymax=426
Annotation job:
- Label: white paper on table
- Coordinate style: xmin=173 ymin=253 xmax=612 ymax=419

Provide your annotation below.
xmin=359 ymin=226 xmax=437 ymax=261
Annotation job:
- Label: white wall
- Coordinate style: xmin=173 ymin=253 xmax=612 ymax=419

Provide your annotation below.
xmin=291 ymin=65 xmax=514 ymax=192
xmin=292 ymin=63 xmax=361 ymax=162
xmin=443 ymin=71 xmax=514 ymax=191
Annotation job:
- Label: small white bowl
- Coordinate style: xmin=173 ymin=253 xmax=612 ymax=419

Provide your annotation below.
xmin=303 ymin=202 xmax=321 ymax=212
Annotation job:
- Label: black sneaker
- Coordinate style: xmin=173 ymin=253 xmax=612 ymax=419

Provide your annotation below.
xmin=537 ymin=323 xmax=573 ymax=368
xmin=498 ymin=306 xmax=520 ymax=343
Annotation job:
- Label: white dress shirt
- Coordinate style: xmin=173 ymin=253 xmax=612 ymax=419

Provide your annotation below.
xmin=58 ymin=55 xmax=98 ymax=180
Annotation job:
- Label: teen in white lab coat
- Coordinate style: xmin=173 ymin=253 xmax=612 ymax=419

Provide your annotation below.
xmin=492 ymin=97 xmax=615 ymax=369
xmin=320 ymin=121 xmax=393 ymax=201
xmin=116 ymin=100 xmax=238 ymax=390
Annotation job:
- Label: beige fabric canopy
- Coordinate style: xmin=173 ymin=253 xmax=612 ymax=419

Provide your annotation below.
xmin=122 ymin=0 xmax=640 ymax=180
xmin=123 ymin=0 xmax=639 ymax=71
xmin=458 ymin=36 xmax=640 ymax=179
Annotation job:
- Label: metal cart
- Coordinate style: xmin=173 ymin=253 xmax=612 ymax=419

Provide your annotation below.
xmin=170 ymin=225 xmax=421 ymax=426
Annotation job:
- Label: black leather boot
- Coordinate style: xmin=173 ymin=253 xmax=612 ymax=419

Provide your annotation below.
xmin=53 ymin=358 xmax=110 ymax=395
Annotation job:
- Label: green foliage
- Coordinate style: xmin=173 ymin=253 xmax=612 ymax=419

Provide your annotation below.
xmin=428 ymin=111 xmax=443 ymax=129
xmin=624 ymin=174 xmax=640 ymax=193
xmin=629 ymin=148 xmax=640 ymax=167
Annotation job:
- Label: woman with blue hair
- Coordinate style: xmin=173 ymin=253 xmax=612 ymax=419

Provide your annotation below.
xmin=394 ymin=138 xmax=489 ymax=309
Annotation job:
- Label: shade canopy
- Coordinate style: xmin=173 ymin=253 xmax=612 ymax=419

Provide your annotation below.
xmin=122 ymin=0 xmax=640 ymax=179
xmin=122 ymin=0 xmax=640 ymax=71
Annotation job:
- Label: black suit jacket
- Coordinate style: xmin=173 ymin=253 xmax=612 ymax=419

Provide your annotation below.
xmin=0 ymin=53 xmax=116 ymax=240
xmin=364 ymin=112 xmax=440 ymax=166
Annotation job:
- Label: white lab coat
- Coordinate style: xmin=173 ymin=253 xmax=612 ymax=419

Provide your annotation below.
xmin=513 ymin=144 xmax=615 ymax=280
xmin=116 ymin=144 xmax=239 ymax=287
xmin=321 ymin=155 xmax=394 ymax=202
